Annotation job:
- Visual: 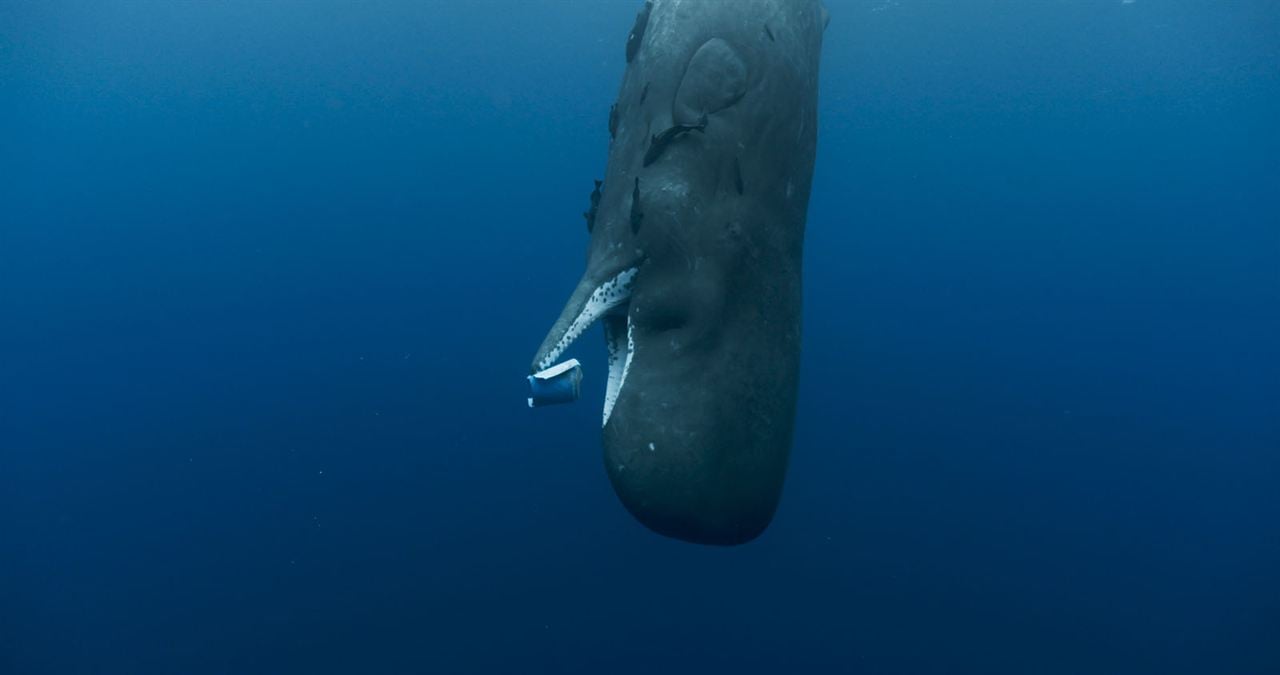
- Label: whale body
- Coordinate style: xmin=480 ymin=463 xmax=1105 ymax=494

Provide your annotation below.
xmin=530 ymin=0 xmax=827 ymax=545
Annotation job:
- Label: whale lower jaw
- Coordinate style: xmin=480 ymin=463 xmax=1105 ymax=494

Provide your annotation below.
xmin=602 ymin=313 xmax=635 ymax=427
xmin=532 ymin=267 xmax=639 ymax=426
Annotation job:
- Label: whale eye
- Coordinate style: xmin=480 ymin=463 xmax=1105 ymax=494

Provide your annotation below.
xmin=673 ymin=38 xmax=748 ymax=126
xmin=642 ymin=302 xmax=691 ymax=334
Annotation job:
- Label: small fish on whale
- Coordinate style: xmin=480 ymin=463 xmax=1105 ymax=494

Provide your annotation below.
xmin=642 ymin=115 xmax=708 ymax=167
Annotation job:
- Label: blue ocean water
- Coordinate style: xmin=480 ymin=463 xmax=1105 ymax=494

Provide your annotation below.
xmin=2 ymin=0 xmax=1277 ymax=672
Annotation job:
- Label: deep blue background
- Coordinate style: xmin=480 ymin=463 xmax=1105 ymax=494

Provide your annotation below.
xmin=2 ymin=1 xmax=1277 ymax=673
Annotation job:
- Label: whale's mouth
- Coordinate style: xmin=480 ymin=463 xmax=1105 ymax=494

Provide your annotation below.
xmin=601 ymin=310 xmax=635 ymax=427
xmin=530 ymin=267 xmax=639 ymax=427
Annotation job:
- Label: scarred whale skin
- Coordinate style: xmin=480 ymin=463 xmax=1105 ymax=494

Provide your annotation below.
xmin=532 ymin=0 xmax=826 ymax=545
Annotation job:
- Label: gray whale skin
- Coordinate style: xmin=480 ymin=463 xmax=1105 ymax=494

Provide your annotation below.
xmin=531 ymin=0 xmax=826 ymax=545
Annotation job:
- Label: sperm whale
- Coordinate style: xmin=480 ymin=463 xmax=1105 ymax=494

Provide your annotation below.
xmin=529 ymin=0 xmax=827 ymax=545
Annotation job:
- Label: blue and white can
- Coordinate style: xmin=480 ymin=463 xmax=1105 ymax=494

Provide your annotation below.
xmin=527 ymin=359 xmax=583 ymax=407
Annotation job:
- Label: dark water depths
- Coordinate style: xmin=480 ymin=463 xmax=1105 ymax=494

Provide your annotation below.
xmin=3 ymin=1 xmax=1277 ymax=673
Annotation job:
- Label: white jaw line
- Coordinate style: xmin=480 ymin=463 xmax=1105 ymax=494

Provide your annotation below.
xmin=536 ymin=268 xmax=637 ymax=372
xmin=603 ymin=317 xmax=635 ymax=428
xmin=535 ymin=267 xmax=638 ymax=427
